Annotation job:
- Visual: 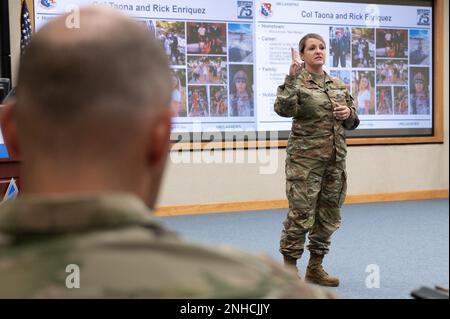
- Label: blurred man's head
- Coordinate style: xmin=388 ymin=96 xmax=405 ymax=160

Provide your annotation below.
xmin=1 ymin=7 xmax=172 ymax=208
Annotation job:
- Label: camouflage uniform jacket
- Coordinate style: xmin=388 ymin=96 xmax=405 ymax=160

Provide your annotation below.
xmin=274 ymin=69 xmax=359 ymax=161
xmin=0 ymin=193 xmax=333 ymax=298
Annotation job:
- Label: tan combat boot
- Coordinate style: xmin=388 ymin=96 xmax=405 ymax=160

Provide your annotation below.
xmin=305 ymin=253 xmax=339 ymax=287
xmin=283 ymin=255 xmax=301 ymax=279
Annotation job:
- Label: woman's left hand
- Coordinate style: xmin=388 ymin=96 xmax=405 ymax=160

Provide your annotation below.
xmin=333 ymin=104 xmax=351 ymax=121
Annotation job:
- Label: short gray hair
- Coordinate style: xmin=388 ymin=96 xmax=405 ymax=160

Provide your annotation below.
xmin=15 ymin=7 xmax=172 ymax=156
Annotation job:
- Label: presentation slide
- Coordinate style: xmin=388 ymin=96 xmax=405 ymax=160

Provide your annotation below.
xmin=31 ymin=0 xmax=434 ymax=140
xmin=34 ymin=0 xmax=257 ymax=136
xmin=254 ymin=0 xmax=433 ymax=137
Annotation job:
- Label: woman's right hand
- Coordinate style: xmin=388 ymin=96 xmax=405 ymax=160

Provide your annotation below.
xmin=289 ymin=48 xmax=304 ymax=78
xmin=289 ymin=61 xmax=303 ymax=78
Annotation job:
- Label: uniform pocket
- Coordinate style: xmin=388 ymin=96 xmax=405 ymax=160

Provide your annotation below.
xmin=327 ymin=90 xmax=347 ymax=105
xmin=285 ymin=155 xmax=320 ymax=210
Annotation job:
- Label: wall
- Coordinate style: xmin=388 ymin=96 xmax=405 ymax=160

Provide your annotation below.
xmin=8 ymin=1 xmax=448 ymax=208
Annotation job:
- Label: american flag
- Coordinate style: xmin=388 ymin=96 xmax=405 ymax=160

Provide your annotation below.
xmin=20 ymin=0 xmax=32 ymax=55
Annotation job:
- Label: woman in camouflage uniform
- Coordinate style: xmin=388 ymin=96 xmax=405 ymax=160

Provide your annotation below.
xmin=274 ymin=33 xmax=359 ymax=287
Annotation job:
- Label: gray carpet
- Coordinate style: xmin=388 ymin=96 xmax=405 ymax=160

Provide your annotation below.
xmin=157 ymin=199 xmax=449 ymax=299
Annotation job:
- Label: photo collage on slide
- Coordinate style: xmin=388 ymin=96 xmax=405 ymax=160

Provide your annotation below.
xmin=328 ymin=25 xmax=431 ymax=117
xmin=139 ymin=19 xmax=254 ymax=119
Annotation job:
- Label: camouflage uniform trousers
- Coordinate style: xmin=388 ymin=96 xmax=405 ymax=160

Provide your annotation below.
xmin=280 ymin=152 xmax=347 ymax=259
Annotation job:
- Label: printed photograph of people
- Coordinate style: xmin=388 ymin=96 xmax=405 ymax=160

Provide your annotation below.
xmin=156 ymin=21 xmax=186 ymax=66
xmin=210 ymin=86 xmax=228 ymax=117
xmin=376 ymin=86 xmax=393 ymax=115
xmin=170 ymin=69 xmax=187 ymax=117
xmin=330 ymin=70 xmax=351 ymax=92
xmin=352 ymin=71 xmax=375 ymax=115
xmin=409 ymin=29 xmax=430 ymax=65
xmin=139 ymin=19 xmax=155 ymax=34
xmin=410 ymin=67 xmax=430 ymax=115
xmin=351 ymin=28 xmax=374 ymax=68
xmin=376 ymin=29 xmax=408 ymax=58
xmin=376 ymin=59 xmax=408 ymax=85
xmin=229 ymin=65 xmax=254 ymax=117
xmin=228 ymin=23 xmax=253 ymax=63
xmin=188 ymin=86 xmax=209 ymax=117
xmin=187 ymin=56 xmax=227 ymax=85
xmin=186 ymin=22 xmax=227 ymax=55
xmin=394 ymin=87 xmax=409 ymax=115
xmin=329 ymin=27 xmax=351 ymax=68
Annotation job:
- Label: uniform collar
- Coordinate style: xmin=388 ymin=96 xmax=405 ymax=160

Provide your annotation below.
xmin=0 ymin=193 xmax=163 ymax=235
xmin=301 ymin=69 xmax=333 ymax=86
